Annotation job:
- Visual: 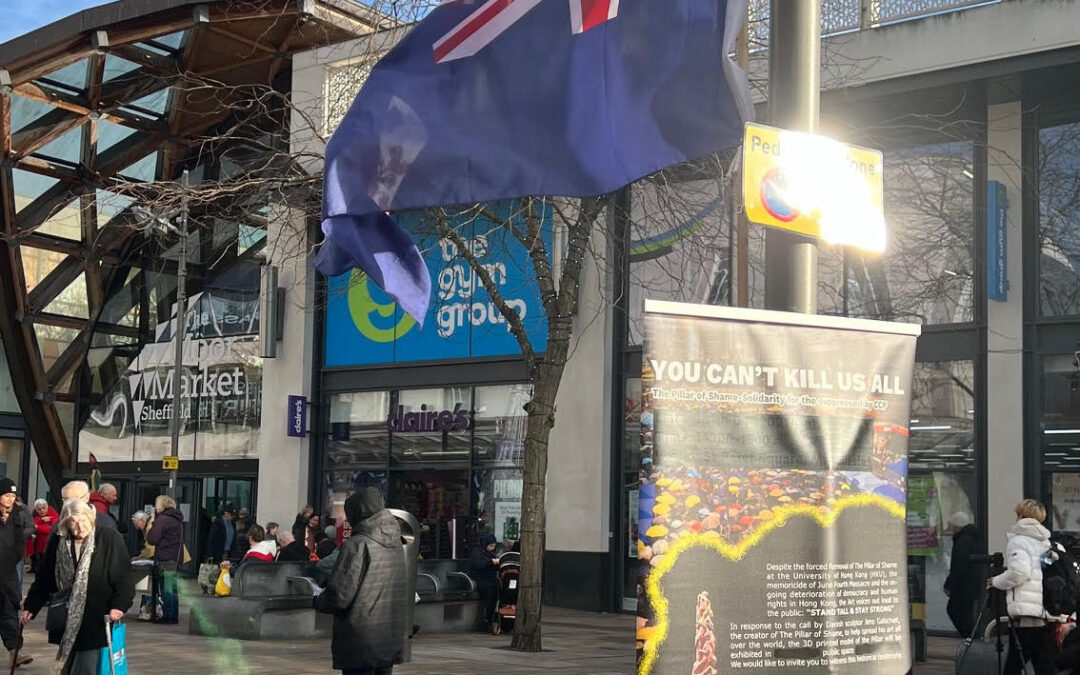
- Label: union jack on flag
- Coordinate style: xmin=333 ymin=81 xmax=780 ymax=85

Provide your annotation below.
xmin=433 ymin=0 xmax=619 ymax=62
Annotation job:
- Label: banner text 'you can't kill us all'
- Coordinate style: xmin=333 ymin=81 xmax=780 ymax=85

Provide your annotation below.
xmin=635 ymin=302 xmax=919 ymax=675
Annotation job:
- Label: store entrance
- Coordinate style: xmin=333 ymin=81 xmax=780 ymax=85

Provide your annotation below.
xmin=114 ymin=478 xmax=203 ymax=567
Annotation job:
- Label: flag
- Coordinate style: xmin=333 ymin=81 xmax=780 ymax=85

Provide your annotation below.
xmin=315 ymin=0 xmax=753 ymax=321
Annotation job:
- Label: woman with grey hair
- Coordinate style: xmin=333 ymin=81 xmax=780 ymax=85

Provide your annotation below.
xmin=22 ymin=499 xmax=134 ymax=674
xmin=29 ymin=499 xmax=57 ymax=573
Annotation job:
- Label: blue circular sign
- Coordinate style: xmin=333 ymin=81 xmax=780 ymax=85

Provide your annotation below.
xmin=760 ymin=168 xmax=799 ymax=222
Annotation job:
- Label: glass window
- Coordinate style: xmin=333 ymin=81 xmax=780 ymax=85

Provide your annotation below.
xmin=829 ymin=143 xmax=975 ymax=324
xmin=1038 ymin=122 xmax=1080 ymax=316
xmin=1041 ymin=353 xmax=1080 ymax=472
xmin=0 ymin=339 xmax=17 ymax=414
xmin=324 ymin=470 xmax=389 ymax=529
xmin=907 ymin=360 xmax=977 ymax=634
xmin=626 ymin=178 xmax=730 ymax=345
xmin=390 ymin=469 xmax=470 ymax=559
xmin=473 ymin=384 xmax=530 ymax=466
xmin=473 ymin=468 xmax=523 ymax=547
xmin=328 ymin=391 xmax=391 ymax=466
xmin=391 ymin=387 xmax=472 ymax=465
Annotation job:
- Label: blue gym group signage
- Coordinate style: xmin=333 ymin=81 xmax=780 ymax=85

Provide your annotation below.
xmin=987 ymin=180 xmax=1008 ymax=302
xmin=324 ymin=202 xmax=551 ymax=367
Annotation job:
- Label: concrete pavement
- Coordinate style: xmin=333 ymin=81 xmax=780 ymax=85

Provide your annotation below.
xmin=8 ymin=583 xmax=958 ymax=674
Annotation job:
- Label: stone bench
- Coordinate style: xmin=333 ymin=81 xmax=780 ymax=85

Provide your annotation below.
xmin=414 ymin=560 xmax=480 ymax=633
xmin=187 ymin=561 xmax=330 ymax=640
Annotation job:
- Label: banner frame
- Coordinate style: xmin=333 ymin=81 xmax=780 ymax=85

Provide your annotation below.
xmin=644 ymin=299 xmax=922 ymax=338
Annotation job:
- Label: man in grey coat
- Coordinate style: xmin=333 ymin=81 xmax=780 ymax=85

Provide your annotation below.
xmin=316 ymin=488 xmax=406 ymax=675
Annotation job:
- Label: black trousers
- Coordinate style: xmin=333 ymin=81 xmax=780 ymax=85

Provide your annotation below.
xmin=342 ymin=668 xmax=392 ymax=675
xmin=947 ymin=593 xmax=977 ymax=638
xmin=0 ymin=591 xmax=19 ymax=651
xmin=1004 ymin=624 xmax=1057 ymax=675
xmin=478 ymin=586 xmax=498 ymax=628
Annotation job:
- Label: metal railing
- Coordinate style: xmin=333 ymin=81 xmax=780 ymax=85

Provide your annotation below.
xmin=747 ymin=0 xmax=1003 ymax=48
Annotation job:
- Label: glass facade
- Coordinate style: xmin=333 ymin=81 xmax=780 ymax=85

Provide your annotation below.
xmin=1038 ymin=122 xmax=1080 ymax=316
xmin=323 ymin=384 xmax=529 ymax=559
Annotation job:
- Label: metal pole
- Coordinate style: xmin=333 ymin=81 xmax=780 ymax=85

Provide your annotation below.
xmin=764 ymin=0 xmax=821 ymax=314
xmin=169 ymin=170 xmax=190 ymax=498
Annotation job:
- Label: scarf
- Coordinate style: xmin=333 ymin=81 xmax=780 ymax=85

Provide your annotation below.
xmin=54 ymin=530 xmax=96 ymax=674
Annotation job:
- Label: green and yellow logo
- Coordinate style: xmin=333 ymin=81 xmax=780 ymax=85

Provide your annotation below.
xmin=347 ymin=270 xmax=417 ymax=343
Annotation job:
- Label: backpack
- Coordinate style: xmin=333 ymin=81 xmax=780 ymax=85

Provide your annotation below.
xmin=1043 ymin=539 xmax=1080 ymax=617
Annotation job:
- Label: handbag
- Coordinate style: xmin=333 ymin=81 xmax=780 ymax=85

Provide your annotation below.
xmin=197 ymin=561 xmax=219 ymax=594
xmin=99 ymin=619 xmax=128 ymax=675
xmin=44 ymin=588 xmax=70 ymax=633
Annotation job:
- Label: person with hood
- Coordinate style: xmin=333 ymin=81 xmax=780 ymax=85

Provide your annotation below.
xmin=0 ymin=479 xmax=31 ymax=668
xmin=316 ymin=488 xmax=406 ymax=675
xmin=146 ymin=495 xmax=184 ymax=624
xmin=989 ymin=499 xmax=1058 ymax=674
xmin=470 ymin=533 xmax=500 ymax=634
xmin=943 ymin=511 xmax=983 ymax=637
xmin=207 ymin=506 xmax=235 ymax=563
xmin=88 ymin=484 xmax=121 ymax=532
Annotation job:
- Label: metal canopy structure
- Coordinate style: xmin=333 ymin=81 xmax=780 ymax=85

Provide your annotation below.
xmin=0 ymin=0 xmax=383 ymax=492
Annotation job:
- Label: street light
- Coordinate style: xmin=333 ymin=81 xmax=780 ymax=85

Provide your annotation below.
xmin=133 ymin=169 xmax=191 ymax=498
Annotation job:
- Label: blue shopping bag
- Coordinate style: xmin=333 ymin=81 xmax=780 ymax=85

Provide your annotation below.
xmin=99 ymin=620 xmax=128 ymax=675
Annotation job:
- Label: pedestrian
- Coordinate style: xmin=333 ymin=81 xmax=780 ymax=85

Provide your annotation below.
xmin=0 ymin=479 xmax=30 ymax=669
xmin=29 ymin=499 xmax=57 ymax=573
xmin=130 ymin=511 xmax=154 ymax=560
xmin=88 ymin=484 xmax=121 ymax=533
xmin=276 ymin=532 xmax=310 ymax=562
xmin=944 ymin=511 xmax=982 ymax=637
xmin=265 ymin=521 xmax=280 ymax=545
xmin=22 ymin=499 xmax=134 ymax=674
xmin=229 ymin=507 xmax=252 ymax=563
xmin=207 ymin=506 xmax=235 ymax=563
xmin=292 ymin=505 xmax=314 ymax=542
xmin=988 ymin=498 xmax=1059 ymax=675
xmin=219 ymin=524 xmax=276 ymax=574
xmin=316 ymin=488 xmax=407 ymax=675
xmin=469 ymin=533 xmax=500 ymax=634
xmin=305 ymin=514 xmax=322 ymax=553
xmin=145 ymin=495 xmax=184 ymax=624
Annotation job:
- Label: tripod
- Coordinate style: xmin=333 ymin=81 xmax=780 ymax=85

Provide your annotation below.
xmin=974 ymin=586 xmax=1029 ymax=675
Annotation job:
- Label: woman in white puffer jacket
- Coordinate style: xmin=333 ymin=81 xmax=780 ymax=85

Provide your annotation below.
xmin=989 ymin=499 xmax=1057 ymax=675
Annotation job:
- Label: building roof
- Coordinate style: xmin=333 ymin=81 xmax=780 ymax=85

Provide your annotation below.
xmin=0 ymin=0 xmax=384 ymax=488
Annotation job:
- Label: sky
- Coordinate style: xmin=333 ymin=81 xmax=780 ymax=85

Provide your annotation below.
xmin=0 ymin=0 xmax=113 ymax=44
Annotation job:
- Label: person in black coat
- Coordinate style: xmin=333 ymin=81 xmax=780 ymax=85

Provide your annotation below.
xmin=206 ymin=507 xmax=236 ymax=563
xmin=292 ymin=506 xmax=314 ymax=542
xmin=0 ymin=478 xmax=30 ymax=667
xmin=23 ymin=499 xmax=135 ymax=673
xmin=470 ymin=533 xmax=500 ymax=634
xmin=146 ymin=495 xmax=185 ymax=623
xmin=316 ymin=489 xmax=406 ymax=674
xmin=943 ymin=511 xmax=983 ymax=637
xmin=276 ymin=532 xmax=311 ymax=562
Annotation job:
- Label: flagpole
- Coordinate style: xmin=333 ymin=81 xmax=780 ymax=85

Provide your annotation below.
xmin=763 ymin=0 xmax=820 ymax=315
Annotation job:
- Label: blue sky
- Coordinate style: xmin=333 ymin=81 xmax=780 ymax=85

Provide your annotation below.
xmin=1 ymin=0 xmax=113 ymax=44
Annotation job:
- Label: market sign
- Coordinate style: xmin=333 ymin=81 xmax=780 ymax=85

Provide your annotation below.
xmin=742 ymin=123 xmax=886 ymax=252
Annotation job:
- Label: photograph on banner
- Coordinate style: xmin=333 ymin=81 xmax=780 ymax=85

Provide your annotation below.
xmin=636 ymin=302 xmax=918 ymax=675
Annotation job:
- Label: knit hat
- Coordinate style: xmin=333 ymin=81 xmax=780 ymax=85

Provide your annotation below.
xmin=0 ymin=478 xmax=17 ymax=496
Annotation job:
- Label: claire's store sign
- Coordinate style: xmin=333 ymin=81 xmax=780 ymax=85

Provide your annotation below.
xmin=387 ymin=404 xmax=474 ymax=433
xmin=287 ymin=395 xmax=308 ymax=438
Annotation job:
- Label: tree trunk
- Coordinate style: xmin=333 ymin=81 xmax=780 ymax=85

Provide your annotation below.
xmin=511 ymin=359 xmax=564 ymax=651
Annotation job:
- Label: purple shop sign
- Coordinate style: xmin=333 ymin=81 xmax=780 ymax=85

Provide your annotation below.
xmin=287 ymin=395 xmax=307 ymax=438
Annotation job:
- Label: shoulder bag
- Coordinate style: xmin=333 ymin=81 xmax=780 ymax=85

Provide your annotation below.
xmin=45 ymin=588 xmax=70 ymax=633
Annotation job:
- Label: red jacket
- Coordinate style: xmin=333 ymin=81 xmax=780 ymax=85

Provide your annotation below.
xmin=27 ymin=507 xmax=58 ymax=557
xmin=88 ymin=493 xmax=110 ymax=516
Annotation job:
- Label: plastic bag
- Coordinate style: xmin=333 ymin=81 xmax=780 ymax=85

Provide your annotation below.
xmin=214 ymin=569 xmax=232 ymax=597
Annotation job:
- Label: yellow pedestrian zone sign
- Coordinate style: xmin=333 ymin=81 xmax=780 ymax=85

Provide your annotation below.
xmin=742 ymin=122 xmax=886 ymax=252
xmin=162 ymin=456 xmax=179 ymax=471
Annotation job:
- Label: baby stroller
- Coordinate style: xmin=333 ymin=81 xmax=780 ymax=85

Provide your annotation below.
xmin=495 ymin=552 xmax=521 ymax=634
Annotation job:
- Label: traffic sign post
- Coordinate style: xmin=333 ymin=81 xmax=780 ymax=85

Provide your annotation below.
xmin=743 ymin=123 xmax=884 ymax=247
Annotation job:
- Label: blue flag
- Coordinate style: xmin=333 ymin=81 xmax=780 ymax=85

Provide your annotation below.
xmin=315 ymin=0 xmax=753 ymax=322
